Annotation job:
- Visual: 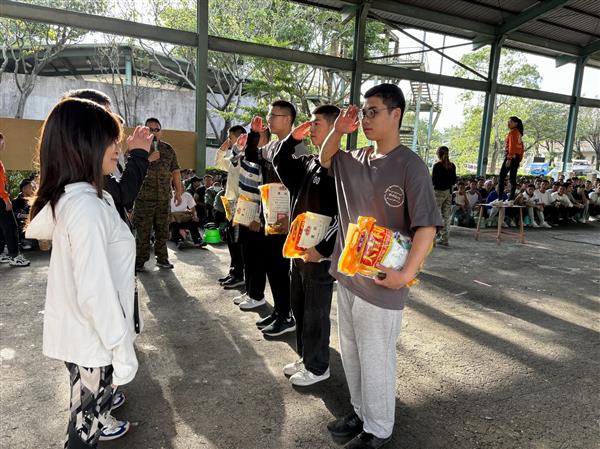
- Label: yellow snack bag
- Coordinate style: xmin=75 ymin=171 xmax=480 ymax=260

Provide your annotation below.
xmin=232 ymin=195 xmax=260 ymax=227
xmin=338 ymin=216 xmax=419 ymax=286
xmin=221 ymin=196 xmax=234 ymax=222
xmin=283 ymin=212 xmax=332 ymax=258
xmin=259 ymin=183 xmax=290 ymax=235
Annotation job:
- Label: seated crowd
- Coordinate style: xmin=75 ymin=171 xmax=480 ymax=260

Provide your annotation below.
xmin=448 ymin=175 xmax=600 ymax=229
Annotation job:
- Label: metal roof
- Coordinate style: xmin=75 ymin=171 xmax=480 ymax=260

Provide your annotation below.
xmin=297 ymin=0 xmax=600 ymax=68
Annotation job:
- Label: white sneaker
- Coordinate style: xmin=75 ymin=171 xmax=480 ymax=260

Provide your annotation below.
xmin=99 ymin=415 xmax=130 ymax=441
xmin=8 ymin=254 xmax=30 ymax=267
xmin=283 ymin=359 xmax=304 ymax=376
xmin=239 ymin=297 xmax=266 ymax=310
xmin=532 ymin=222 xmax=540 ymax=228
xmin=289 ymin=367 xmax=330 ymax=386
xmin=0 ymin=254 xmax=10 ymax=263
xmin=541 ymin=221 xmax=552 ymax=228
xmin=233 ymin=292 xmax=247 ymax=305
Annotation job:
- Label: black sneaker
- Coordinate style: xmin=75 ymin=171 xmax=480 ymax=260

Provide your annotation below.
xmin=344 ymin=432 xmax=392 ymax=449
xmin=256 ymin=312 xmax=278 ymax=330
xmin=135 ymin=264 xmax=146 ymax=273
xmin=327 ymin=411 xmax=363 ymax=438
xmin=156 ymin=260 xmax=174 ymax=269
xmin=262 ymin=316 xmax=296 ymax=337
xmin=222 ymin=277 xmax=245 ymax=289
xmin=218 ymin=274 xmax=232 ymax=283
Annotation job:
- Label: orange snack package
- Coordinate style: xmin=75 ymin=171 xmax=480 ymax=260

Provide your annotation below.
xmin=338 ymin=216 xmax=419 ymax=286
xmin=259 ymin=183 xmax=290 ymax=235
xmin=221 ymin=196 xmax=234 ymax=222
xmin=283 ymin=212 xmax=332 ymax=258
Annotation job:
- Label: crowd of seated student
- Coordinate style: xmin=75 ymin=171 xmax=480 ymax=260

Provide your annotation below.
xmin=448 ymin=175 xmax=600 ymax=229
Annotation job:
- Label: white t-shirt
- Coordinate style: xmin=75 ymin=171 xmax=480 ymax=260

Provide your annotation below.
xmin=551 ymin=191 xmax=573 ymax=207
xmin=454 ymin=192 xmax=468 ymax=207
xmin=589 ymin=190 xmax=600 ymax=206
xmin=171 ymin=191 xmax=196 ymax=212
xmin=534 ymin=189 xmax=553 ymax=206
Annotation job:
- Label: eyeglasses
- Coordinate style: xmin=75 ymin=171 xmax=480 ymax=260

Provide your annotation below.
xmin=148 ymin=127 xmax=161 ymax=132
xmin=266 ymin=113 xmax=289 ymax=119
xmin=359 ymin=107 xmax=396 ymax=120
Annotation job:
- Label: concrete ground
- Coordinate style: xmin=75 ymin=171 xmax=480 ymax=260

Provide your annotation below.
xmin=1 ymin=222 xmax=599 ymax=449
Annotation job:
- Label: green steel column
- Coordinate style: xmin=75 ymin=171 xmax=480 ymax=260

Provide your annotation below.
xmin=348 ymin=1 xmax=369 ymax=150
xmin=195 ymin=0 xmax=209 ymax=175
xmin=562 ymin=55 xmax=587 ymax=174
xmin=477 ymin=37 xmax=504 ymax=176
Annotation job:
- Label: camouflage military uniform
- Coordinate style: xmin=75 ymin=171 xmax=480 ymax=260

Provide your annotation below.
xmin=134 ymin=140 xmax=180 ymax=268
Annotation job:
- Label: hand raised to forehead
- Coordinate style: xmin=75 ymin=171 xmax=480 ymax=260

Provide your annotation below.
xmin=127 ymin=126 xmax=154 ymax=152
xmin=236 ymin=133 xmax=248 ymax=148
xmin=291 ymin=121 xmax=311 ymax=141
xmin=334 ymin=105 xmax=360 ymax=134
xmin=251 ymin=116 xmax=267 ymax=133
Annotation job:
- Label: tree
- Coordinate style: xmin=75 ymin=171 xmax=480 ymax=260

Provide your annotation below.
xmin=133 ymin=0 xmax=389 ymax=142
xmin=453 ymin=48 xmax=544 ymax=173
xmin=577 ymin=107 xmax=600 ymax=170
xmin=0 ymin=0 xmax=109 ymax=118
xmin=93 ymin=37 xmax=159 ymax=127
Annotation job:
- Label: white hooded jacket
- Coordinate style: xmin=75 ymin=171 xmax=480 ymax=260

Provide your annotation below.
xmin=26 ymin=182 xmax=138 ymax=385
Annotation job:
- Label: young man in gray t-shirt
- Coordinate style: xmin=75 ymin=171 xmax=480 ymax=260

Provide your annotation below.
xmin=320 ymin=84 xmax=442 ymax=449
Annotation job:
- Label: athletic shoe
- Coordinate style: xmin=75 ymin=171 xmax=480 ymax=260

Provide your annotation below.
xmin=283 ymin=358 xmax=305 ymax=376
xmin=233 ymin=292 xmax=247 ymax=305
xmin=289 ymin=367 xmax=330 ymax=386
xmin=20 ymin=241 xmax=32 ymax=250
xmin=218 ymin=274 xmax=232 ymax=283
xmin=256 ymin=313 xmax=278 ymax=330
xmin=194 ymin=240 xmax=208 ymax=248
xmin=135 ymin=264 xmax=146 ymax=273
xmin=327 ymin=411 xmax=363 ymax=438
xmin=222 ymin=277 xmax=245 ymax=289
xmin=156 ymin=260 xmax=174 ymax=269
xmin=541 ymin=221 xmax=552 ymax=228
xmin=531 ymin=222 xmax=540 ymax=228
xmin=111 ymin=391 xmax=126 ymax=410
xmin=0 ymin=254 xmax=10 ymax=264
xmin=8 ymin=254 xmax=30 ymax=267
xmin=262 ymin=316 xmax=296 ymax=337
xmin=239 ymin=297 xmax=266 ymax=310
xmin=344 ymin=432 xmax=392 ymax=449
xmin=99 ymin=415 xmax=130 ymax=441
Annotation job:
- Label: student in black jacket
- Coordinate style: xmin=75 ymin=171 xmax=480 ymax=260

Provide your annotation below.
xmin=272 ymin=105 xmax=340 ymax=387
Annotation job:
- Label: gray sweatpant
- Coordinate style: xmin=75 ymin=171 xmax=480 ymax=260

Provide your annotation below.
xmin=336 ymin=284 xmax=403 ymax=439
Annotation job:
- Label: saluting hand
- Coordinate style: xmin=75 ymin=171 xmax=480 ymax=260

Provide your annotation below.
xmin=334 ymin=106 xmax=360 ymax=134
xmin=236 ymin=133 xmax=248 ymax=149
xmin=251 ymin=116 xmax=267 ymax=133
xmin=127 ymin=126 xmax=154 ymax=152
xmin=291 ymin=122 xmax=312 ymax=141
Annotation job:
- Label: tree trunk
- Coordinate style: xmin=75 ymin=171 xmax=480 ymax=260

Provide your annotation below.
xmin=15 ymin=83 xmax=34 ymax=119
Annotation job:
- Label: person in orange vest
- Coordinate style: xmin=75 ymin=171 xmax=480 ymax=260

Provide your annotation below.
xmin=498 ymin=116 xmax=525 ymax=200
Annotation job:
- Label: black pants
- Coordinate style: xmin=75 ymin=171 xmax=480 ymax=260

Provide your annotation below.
xmin=498 ymin=154 xmax=521 ymax=200
xmin=226 ymin=221 xmax=243 ymax=279
xmin=290 ymin=259 xmax=333 ymax=375
xmin=0 ymin=202 xmax=19 ymax=257
xmin=239 ymin=226 xmax=290 ymax=316
xmin=171 ymin=220 xmax=202 ymax=244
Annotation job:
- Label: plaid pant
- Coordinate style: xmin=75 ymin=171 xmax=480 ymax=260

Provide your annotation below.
xmin=64 ymin=363 xmax=114 ymax=449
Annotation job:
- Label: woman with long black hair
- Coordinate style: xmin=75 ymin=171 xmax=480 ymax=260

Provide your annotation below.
xmin=432 ymin=145 xmax=457 ymax=246
xmin=498 ymin=116 xmax=525 ymax=200
xmin=26 ymin=98 xmax=138 ymax=448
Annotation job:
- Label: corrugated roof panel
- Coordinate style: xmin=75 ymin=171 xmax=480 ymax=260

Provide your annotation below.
xmin=520 ymin=20 xmax=596 ymax=46
xmin=477 ymin=0 xmax=538 ymax=14
xmin=568 ymin=0 xmax=600 ymax=16
xmin=544 ymin=9 xmax=600 ymax=37
xmin=390 ymin=0 xmax=505 ymax=24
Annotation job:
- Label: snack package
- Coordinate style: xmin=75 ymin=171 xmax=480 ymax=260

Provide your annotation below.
xmin=338 ymin=216 xmax=419 ymax=286
xmin=259 ymin=183 xmax=290 ymax=235
xmin=221 ymin=196 xmax=235 ymax=222
xmin=283 ymin=212 xmax=332 ymax=258
xmin=232 ymin=195 xmax=260 ymax=227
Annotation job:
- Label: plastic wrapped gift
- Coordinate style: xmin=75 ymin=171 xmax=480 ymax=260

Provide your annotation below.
xmin=221 ymin=196 xmax=235 ymax=222
xmin=283 ymin=211 xmax=332 ymax=258
xmin=232 ymin=195 xmax=260 ymax=227
xmin=338 ymin=216 xmax=419 ymax=286
xmin=259 ymin=183 xmax=290 ymax=235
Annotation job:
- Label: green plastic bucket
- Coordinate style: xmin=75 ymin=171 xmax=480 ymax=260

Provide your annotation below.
xmin=204 ymin=228 xmax=221 ymax=244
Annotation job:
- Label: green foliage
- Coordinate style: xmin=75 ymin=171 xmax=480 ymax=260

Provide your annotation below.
xmin=6 ymin=171 xmax=34 ymax=199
